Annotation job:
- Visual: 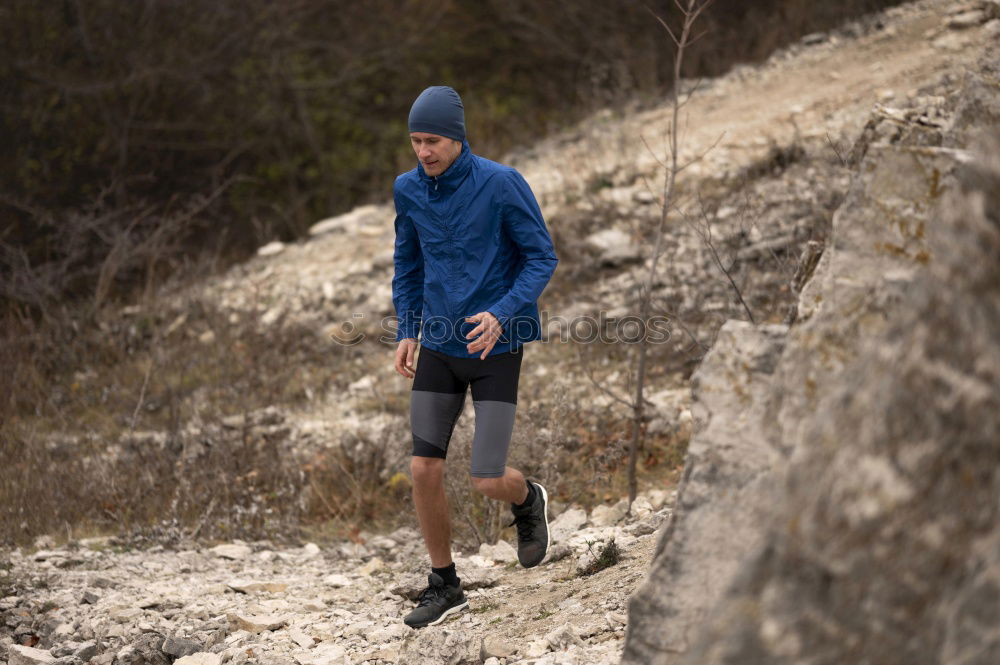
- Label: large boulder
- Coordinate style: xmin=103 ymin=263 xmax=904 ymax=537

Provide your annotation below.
xmin=622 ymin=46 xmax=999 ymax=665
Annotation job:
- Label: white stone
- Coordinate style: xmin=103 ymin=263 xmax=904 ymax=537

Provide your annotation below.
xmin=478 ymin=539 xmax=517 ymax=563
xmin=226 ymin=613 xmax=288 ymax=633
xmin=550 ymin=507 xmax=588 ymax=542
xmin=8 ymin=645 xmax=56 ymax=665
xmin=366 ymin=623 xmax=410 ymax=642
xmin=322 ymin=573 xmax=352 ymax=587
xmin=524 ymin=639 xmax=550 ymax=658
xmin=289 ymin=627 xmax=315 ymax=649
xmin=226 ymin=579 xmax=289 ymax=594
xmin=210 ymin=543 xmax=252 ymax=560
xmin=590 ymin=500 xmax=628 ymax=527
xmin=175 ymin=654 xmax=223 ymax=665
xmin=295 ymin=641 xmax=346 ymax=665
xmin=301 ymin=543 xmax=321 ymax=558
xmin=357 ymin=557 xmax=385 ymax=576
xmin=257 ymin=241 xmax=285 ymax=257
xmin=343 ymin=620 xmax=374 ymax=637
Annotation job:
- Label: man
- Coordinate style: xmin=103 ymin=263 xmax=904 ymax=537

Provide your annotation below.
xmin=391 ymin=85 xmax=559 ymax=628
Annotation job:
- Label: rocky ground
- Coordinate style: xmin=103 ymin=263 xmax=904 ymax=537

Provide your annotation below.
xmin=4 ymin=0 xmax=997 ymax=664
xmin=1 ymin=492 xmax=672 ymax=665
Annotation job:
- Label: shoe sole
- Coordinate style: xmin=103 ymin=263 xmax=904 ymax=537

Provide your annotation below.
xmin=524 ymin=482 xmax=551 ymax=568
xmin=407 ymin=600 xmax=469 ymax=629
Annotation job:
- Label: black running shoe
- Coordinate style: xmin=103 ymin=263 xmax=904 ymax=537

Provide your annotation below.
xmin=403 ymin=573 xmax=468 ymax=628
xmin=508 ymin=480 xmax=550 ymax=568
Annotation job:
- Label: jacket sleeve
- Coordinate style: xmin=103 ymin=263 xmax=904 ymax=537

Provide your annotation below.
xmin=486 ymin=169 xmax=558 ymax=331
xmin=391 ymin=186 xmax=424 ymax=342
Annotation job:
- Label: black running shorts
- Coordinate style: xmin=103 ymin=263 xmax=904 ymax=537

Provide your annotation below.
xmin=410 ymin=344 xmax=524 ymax=478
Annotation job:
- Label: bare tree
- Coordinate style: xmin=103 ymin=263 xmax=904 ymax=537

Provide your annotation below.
xmin=578 ymin=0 xmax=717 ymax=510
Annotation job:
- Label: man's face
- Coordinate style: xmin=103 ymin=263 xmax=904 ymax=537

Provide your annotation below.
xmin=410 ymin=132 xmax=462 ymax=177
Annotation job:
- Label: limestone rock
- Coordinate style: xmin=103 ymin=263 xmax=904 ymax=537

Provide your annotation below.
xmin=226 ymin=579 xmax=289 ymax=594
xmin=396 ymin=628 xmax=479 ymax=664
xmin=174 ymin=654 xmax=222 ymax=665
xmin=480 ymin=635 xmax=517 ymax=659
xmin=477 ymin=540 xmax=517 ymax=564
xmin=226 ymin=613 xmax=288 ymax=633
xmin=356 ymin=557 xmax=384 ymax=576
xmin=585 ymin=229 xmax=643 ymax=266
xmin=50 ymin=642 xmax=96 ymax=662
xmin=545 ymin=623 xmax=585 ymax=650
xmin=293 ymin=641 xmax=346 ymax=665
xmin=8 ymin=645 xmax=56 ymax=665
xmin=590 ymin=500 xmax=628 ymax=527
xmin=321 ymin=573 xmax=351 ymax=587
xmin=210 ymin=543 xmax=252 ymax=560
xmin=683 ymin=132 xmax=1000 ymax=664
xmin=161 ymin=636 xmax=202 ymax=658
xmin=113 ymin=634 xmax=170 ymax=665
xmin=549 ymin=507 xmax=587 ymax=542
xmin=623 ymin=49 xmax=1000 ymax=665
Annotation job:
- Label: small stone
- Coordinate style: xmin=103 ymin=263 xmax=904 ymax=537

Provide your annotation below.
xmin=210 ymin=543 xmax=252 ymax=560
xmin=295 ymin=641 xmax=346 ymax=665
xmin=524 ymin=640 xmax=550 ymax=658
xmin=257 ymin=241 xmax=285 ymax=257
xmin=322 ymin=573 xmax=351 ymax=587
xmin=544 ymin=543 xmax=573 ymax=563
xmin=481 ymin=635 xmax=517 ymax=659
xmin=356 ymin=557 xmax=384 ymax=576
xmin=342 ymin=621 xmax=374 ymax=637
xmin=632 ymin=189 xmax=656 ymax=205
xmin=226 ymin=579 xmax=289 ymax=594
xmin=162 ymin=636 xmax=203 ymax=658
xmin=645 ymin=489 xmax=670 ymax=510
xmin=226 ymin=613 xmax=288 ymax=634
xmin=590 ymin=500 xmax=628 ymax=527
xmin=174 ymin=654 xmax=223 ymax=665
xmin=544 ymin=623 xmax=585 ymax=650
xmin=549 ymin=507 xmax=588 ymax=542
xmin=79 ymin=590 xmax=100 ymax=605
xmin=946 ymin=10 xmax=984 ymax=29
xmin=478 ymin=540 xmax=517 ymax=564
xmin=50 ymin=642 xmax=96 ymax=662
xmin=301 ymin=543 xmax=321 ymax=558
xmin=365 ymin=624 xmax=410 ymax=643
xmin=289 ymin=628 xmax=315 ymax=649
xmin=9 ymin=644 xmax=56 ymax=665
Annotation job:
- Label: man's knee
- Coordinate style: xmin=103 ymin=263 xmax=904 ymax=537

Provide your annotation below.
xmin=411 ymin=456 xmax=445 ymax=486
xmin=471 ymin=475 xmax=502 ymax=495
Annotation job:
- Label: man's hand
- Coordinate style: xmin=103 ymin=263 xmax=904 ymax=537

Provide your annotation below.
xmin=395 ymin=339 xmax=419 ymax=378
xmin=464 ymin=312 xmax=503 ymax=359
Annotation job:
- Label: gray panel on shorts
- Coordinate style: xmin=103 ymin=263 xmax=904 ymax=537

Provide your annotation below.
xmin=470 ymin=400 xmax=518 ymax=478
xmin=411 ymin=390 xmax=467 ymax=452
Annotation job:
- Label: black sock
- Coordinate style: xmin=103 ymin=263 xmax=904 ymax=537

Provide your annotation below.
xmin=513 ymin=479 xmax=535 ymax=509
xmin=432 ymin=562 xmax=460 ymax=587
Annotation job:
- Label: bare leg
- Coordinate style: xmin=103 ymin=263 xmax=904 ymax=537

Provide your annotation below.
xmin=411 ymin=456 xmax=453 ymax=568
xmin=471 ymin=466 xmax=530 ymax=504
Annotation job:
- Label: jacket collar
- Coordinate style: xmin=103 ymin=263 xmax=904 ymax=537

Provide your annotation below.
xmin=417 ymin=139 xmax=473 ymax=193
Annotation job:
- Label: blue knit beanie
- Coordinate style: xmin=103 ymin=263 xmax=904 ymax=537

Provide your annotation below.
xmin=408 ymin=86 xmax=466 ymax=141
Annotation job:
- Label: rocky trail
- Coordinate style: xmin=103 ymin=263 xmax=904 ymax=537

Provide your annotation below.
xmin=3 ymin=1 xmax=998 ymax=664
xmin=3 ymin=492 xmax=672 ymax=665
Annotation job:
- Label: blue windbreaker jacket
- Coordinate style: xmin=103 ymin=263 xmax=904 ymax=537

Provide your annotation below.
xmin=392 ymin=139 xmax=558 ymax=358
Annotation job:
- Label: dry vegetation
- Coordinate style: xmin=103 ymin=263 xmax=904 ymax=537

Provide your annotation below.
xmin=1 ymin=0 xmax=907 ymax=548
